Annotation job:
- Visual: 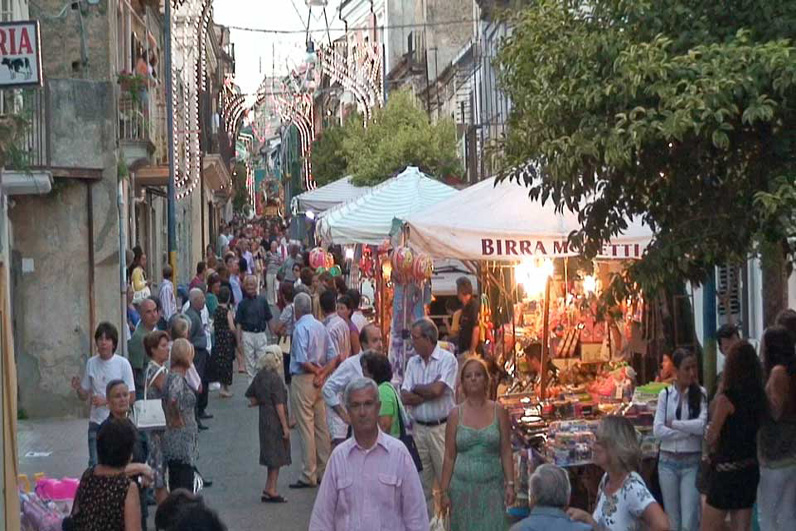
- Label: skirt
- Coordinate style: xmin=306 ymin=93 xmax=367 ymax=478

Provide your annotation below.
xmin=706 ymin=460 xmax=759 ymax=510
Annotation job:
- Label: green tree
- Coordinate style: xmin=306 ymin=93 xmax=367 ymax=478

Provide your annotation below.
xmin=343 ymin=90 xmax=462 ymax=186
xmin=496 ymin=1 xmax=796 ymax=320
xmin=310 ymin=113 xmax=359 ymax=187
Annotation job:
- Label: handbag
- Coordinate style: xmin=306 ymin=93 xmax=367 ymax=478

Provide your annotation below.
xmin=132 ymin=285 xmax=151 ymax=305
xmin=391 ymin=386 xmax=423 ymax=472
xmin=132 ymin=366 xmax=167 ymax=431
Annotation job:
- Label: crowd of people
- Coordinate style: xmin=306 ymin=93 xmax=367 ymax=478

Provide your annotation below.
xmin=66 ymin=217 xmax=796 ymax=531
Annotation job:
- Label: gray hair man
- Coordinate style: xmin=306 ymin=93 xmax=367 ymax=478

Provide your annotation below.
xmin=401 ymin=317 xmax=458 ymax=518
xmin=288 ymin=292 xmax=335 ymax=489
xmin=235 ymin=274 xmax=278 ymax=381
xmin=510 ymin=464 xmax=591 ymax=531
xmin=127 ymin=297 xmax=159 ymax=398
xmin=321 ymin=322 xmax=386 ymax=450
xmin=310 ymin=378 xmax=429 ymax=531
xmin=185 ymin=287 xmax=213 ymax=424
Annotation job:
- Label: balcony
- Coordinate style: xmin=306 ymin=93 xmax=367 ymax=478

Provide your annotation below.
xmin=0 ymin=87 xmax=49 ymax=170
xmin=118 ymin=85 xmax=167 ymax=167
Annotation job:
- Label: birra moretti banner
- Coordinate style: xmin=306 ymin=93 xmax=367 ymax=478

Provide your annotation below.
xmin=404 ymin=176 xmax=653 ymax=262
xmin=0 ymin=21 xmax=42 ymax=89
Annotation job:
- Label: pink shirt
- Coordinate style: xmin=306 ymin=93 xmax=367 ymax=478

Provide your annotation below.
xmin=309 ymin=430 xmax=429 ymax=531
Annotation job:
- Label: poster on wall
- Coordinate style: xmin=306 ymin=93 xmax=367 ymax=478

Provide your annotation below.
xmin=0 ymin=20 xmax=43 ymax=89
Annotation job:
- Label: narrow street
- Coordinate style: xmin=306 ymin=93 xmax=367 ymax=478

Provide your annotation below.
xmin=19 ymin=373 xmax=316 ymax=530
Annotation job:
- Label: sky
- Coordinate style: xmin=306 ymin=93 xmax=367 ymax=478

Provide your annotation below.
xmin=213 ymin=0 xmax=346 ymax=104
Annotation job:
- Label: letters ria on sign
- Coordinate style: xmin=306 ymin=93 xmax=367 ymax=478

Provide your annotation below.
xmin=0 ymin=21 xmax=43 ymax=89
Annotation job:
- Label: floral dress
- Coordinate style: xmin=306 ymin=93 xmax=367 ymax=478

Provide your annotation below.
xmin=592 ymin=471 xmax=655 ymax=531
xmin=210 ymin=304 xmax=236 ymax=385
xmin=69 ymin=468 xmax=132 ymax=531
xmin=161 ymin=372 xmax=198 ymax=466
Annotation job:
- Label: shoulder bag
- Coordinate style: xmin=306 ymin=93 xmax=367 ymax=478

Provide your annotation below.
xmin=391 ymin=385 xmax=423 ymax=472
xmin=132 ymin=366 xmax=167 ymax=431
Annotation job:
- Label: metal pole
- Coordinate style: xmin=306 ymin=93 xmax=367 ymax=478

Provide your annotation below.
xmin=540 ymin=276 xmax=552 ymax=400
xmin=117 ymin=180 xmax=128 ymax=357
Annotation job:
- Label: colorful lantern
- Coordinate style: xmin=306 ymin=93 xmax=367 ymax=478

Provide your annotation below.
xmin=329 ymin=265 xmax=342 ymax=277
xmin=359 ymin=247 xmax=374 ymax=278
xmin=413 ymin=254 xmax=433 ymax=281
xmin=392 ymin=246 xmax=414 ymax=275
xmin=316 ymin=266 xmax=327 ymax=275
xmin=309 ymin=247 xmax=326 ymax=269
xmin=324 ymin=251 xmax=335 ymax=269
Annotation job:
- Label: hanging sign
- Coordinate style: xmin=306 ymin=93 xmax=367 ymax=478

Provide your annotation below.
xmin=0 ymin=20 xmax=42 ymax=89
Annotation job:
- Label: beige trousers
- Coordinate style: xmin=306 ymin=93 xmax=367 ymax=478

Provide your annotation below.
xmin=414 ymin=422 xmax=447 ymax=519
xmin=289 ymin=373 xmax=331 ymax=485
xmin=241 ymin=331 xmax=268 ymax=381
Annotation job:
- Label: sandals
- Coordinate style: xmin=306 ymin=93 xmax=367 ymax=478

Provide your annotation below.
xmin=261 ymin=492 xmax=287 ymax=503
xmin=288 ymin=480 xmax=315 ymax=489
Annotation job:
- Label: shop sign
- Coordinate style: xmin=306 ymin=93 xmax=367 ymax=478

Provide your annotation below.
xmin=0 ymin=20 xmax=42 ymax=89
xmin=480 ymin=238 xmax=643 ymax=259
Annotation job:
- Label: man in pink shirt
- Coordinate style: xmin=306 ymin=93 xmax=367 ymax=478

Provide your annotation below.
xmin=309 ymin=378 xmax=429 ymax=531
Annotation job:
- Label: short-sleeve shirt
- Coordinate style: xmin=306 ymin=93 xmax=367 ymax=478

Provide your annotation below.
xmin=324 ymin=314 xmax=351 ymax=361
xmin=235 ymin=294 xmax=273 ymax=333
xmin=592 ymin=472 xmax=655 ymax=531
xmin=290 ymin=314 xmax=336 ymax=375
xmin=458 ymin=298 xmax=479 ymax=353
xmin=81 ymin=354 xmax=135 ymax=425
xmin=401 ymin=345 xmax=457 ymax=423
xmin=378 ymin=382 xmax=402 ymax=438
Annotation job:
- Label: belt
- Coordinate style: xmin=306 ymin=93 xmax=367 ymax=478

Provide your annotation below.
xmin=242 ymin=328 xmax=266 ymax=334
xmin=415 ymin=417 xmax=448 ymax=427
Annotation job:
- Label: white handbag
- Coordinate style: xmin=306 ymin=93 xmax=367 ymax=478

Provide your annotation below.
xmin=132 ymin=366 xmax=167 ymax=430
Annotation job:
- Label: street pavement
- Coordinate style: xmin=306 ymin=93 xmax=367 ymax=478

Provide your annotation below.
xmin=19 ymin=373 xmax=317 ymax=530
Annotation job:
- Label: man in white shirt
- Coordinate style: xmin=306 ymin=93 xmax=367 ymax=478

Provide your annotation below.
xmin=322 ymin=324 xmax=385 ymax=447
xmin=401 ymin=317 xmax=457 ymax=518
xmin=347 ymin=289 xmax=368 ymax=332
xmin=71 ymin=322 xmax=135 ymax=466
xmin=159 ymin=264 xmax=177 ymax=321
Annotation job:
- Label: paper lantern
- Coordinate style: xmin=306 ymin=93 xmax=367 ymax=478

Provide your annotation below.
xmin=324 ymin=251 xmax=335 ymax=269
xmin=309 ymin=247 xmax=326 ymax=269
xmin=359 ymin=248 xmax=374 ymax=278
xmin=329 ymin=265 xmax=342 ymax=277
xmin=392 ymin=246 xmax=414 ymax=275
xmin=316 ymin=266 xmax=327 ymax=275
xmin=413 ymin=254 xmax=433 ymax=281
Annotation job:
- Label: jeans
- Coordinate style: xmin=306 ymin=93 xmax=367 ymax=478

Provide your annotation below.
xmin=757 ymin=463 xmax=796 ymax=531
xmin=87 ymin=422 xmax=100 ymax=467
xmin=658 ymin=451 xmax=701 ymax=531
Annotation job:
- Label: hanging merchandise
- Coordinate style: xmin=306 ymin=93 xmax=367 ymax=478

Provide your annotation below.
xmin=315 ymin=266 xmax=327 ymax=275
xmin=392 ymin=246 xmax=414 ymax=275
xmin=329 ymin=265 xmax=342 ymax=277
xmin=412 ymin=253 xmax=433 ymax=282
xmin=359 ymin=247 xmax=375 ymax=279
xmin=309 ymin=247 xmax=326 ymax=269
xmin=324 ymin=251 xmax=335 ymax=269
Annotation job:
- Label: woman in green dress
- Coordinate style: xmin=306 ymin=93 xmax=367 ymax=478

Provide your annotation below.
xmin=440 ymin=357 xmax=515 ymax=530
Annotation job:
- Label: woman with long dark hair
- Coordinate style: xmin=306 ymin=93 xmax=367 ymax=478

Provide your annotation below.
xmin=129 ymin=245 xmax=149 ymax=303
xmin=702 ymin=341 xmax=767 ymax=531
xmin=653 ymin=348 xmax=706 ymax=531
xmin=757 ymin=325 xmax=796 ymax=531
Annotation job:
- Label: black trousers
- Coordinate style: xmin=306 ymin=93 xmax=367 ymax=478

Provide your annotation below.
xmin=168 ymin=461 xmax=194 ymax=492
xmin=193 ymin=348 xmax=210 ymax=414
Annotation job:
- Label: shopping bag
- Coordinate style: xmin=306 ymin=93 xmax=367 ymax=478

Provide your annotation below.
xmin=390 ymin=386 xmax=423 ymax=471
xmin=132 ymin=286 xmax=151 ymax=305
xmin=132 ymin=366 xmax=166 ymax=430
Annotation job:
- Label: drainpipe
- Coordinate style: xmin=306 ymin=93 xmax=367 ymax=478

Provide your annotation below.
xmin=118 ymin=178 xmax=128 ymax=357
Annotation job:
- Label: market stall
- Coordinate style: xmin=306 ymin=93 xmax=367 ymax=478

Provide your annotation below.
xmin=403 ymin=176 xmax=659 ymax=513
xmin=313 ymin=167 xmax=459 ymax=357
xmin=291 ymin=175 xmax=371 ymax=215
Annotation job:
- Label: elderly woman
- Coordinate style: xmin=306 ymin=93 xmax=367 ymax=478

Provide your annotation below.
xmin=245 ymin=348 xmax=291 ymax=503
xmin=68 ymin=418 xmax=142 ymax=531
xmin=440 ymin=357 xmax=515 ymax=530
xmin=144 ymin=330 xmax=170 ymax=504
xmin=162 ymin=339 xmax=199 ymax=492
xmin=567 ymin=416 xmax=669 ymax=531
xmin=510 ymin=464 xmax=591 ymax=531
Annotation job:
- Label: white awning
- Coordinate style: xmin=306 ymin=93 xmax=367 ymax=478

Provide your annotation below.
xmin=292 ymin=176 xmax=371 ymax=214
xmin=405 ymin=176 xmax=652 ymax=261
xmin=316 ymin=166 xmax=458 ymax=245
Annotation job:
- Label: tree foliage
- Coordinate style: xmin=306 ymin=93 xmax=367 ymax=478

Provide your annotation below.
xmin=310 ymin=113 xmax=358 ymax=187
xmin=343 ymin=90 xmax=462 ymax=186
xmin=496 ymin=0 xmax=796 ymax=296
